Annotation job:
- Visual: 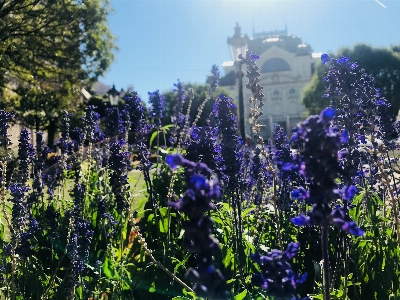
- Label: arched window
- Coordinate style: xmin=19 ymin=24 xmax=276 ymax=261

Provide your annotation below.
xmin=261 ymin=58 xmax=290 ymax=73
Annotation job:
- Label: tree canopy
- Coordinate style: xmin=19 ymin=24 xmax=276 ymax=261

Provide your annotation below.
xmin=302 ymin=44 xmax=400 ymax=116
xmin=0 ymin=0 xmax=116 ymax=88
xmin=0 ymin=0 xmax=117 ymax=146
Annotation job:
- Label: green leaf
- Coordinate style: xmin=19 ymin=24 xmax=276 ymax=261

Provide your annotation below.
xmin=159 ymin=207 xmax=168 ymax=217
xmin=241 ymin=206 xmax=256 ymax=218
xmin=149 ymin=281 xmax=156 ymax=293
xmin=159 ymin=217 xmax=168 ymax=233
xmin=335 ymin=289 xmax=344 ymax=297
xmin=91 ymin=211 xmax=98 ymax=227
xmin=147 ymin=213 xmax=155 ymax=222
xmin=182 ymin=290 xmax=197 ymax=298
xmin=103 ymin=257 xmax=119 ymax=280
xmin=234 ymin=289 xmax=247 ymax=300
xmin=172 ymin=254 xmax=191 ymax=274
xmin=223 ymin=248 xmax=235 ymax=269
xmin=161 ymin=124 xmax=174 ymax=134
xmin=75 ymin=285 xmax=83 ymax=298
xmin=149 ymin=131 xmax=158 ymax=147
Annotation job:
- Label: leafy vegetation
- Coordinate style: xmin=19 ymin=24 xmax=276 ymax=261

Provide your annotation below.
xmin=0 ymin=0 xmax=117 ymax=146
xmin=0 ymin=54 xmax=399 ymax=300
xmin=302 ymin=44 xmax=400 ymax=116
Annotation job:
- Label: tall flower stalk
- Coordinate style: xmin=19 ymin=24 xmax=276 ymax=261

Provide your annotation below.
xmin=166 ymin=154 xmax=231 ymax=299
xmin=239 ymin=50 xmax=265 ymax=145
xmin=170 ymin=79 xmax=186 ymax=146
xmin=291 ymin=108 xmax=364 ymax=300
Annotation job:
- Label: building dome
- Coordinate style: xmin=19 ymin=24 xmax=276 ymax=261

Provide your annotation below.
xmin=260 ymin=58 xmax=291 ymax=73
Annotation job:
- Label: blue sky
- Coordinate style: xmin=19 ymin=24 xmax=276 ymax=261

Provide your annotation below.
xmin=100 ymin=0 xmax=400 ymax=101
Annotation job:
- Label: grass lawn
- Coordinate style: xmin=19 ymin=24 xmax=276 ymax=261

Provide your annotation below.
xmin=61 ymin=163 xmax=153 ymax=214
xmin=0 ymin=166 xmax=153 ymax=242
xmin=127 ymin=168 xmax=152 ymax=215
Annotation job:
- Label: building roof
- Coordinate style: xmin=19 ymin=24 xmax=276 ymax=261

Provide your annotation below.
xmin=92 ymin=81 xmax=111 ymax=96
xmin=248 ymin=31 xmax=313 ymax=56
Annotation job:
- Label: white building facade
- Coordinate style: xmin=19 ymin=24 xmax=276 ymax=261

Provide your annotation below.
xmin=221 ymin=26 xmax=321 ymax=140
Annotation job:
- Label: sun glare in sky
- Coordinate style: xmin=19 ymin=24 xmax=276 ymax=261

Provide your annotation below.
xmin=100 ymin=0 xmax=399 ymax=101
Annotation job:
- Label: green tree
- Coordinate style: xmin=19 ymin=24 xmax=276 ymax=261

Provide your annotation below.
xmin=302 ymin=44 xmax=400 ymax=116
xmin=162 ymin=83 xmax=232 ymax=128
xmin=0 ymin=0 xmax=117 ymax=146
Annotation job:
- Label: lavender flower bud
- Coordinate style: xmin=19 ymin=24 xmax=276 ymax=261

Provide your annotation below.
xmin=148 ymin=90 xmax=166 ymax=127
xmin=0 ymin=110 xmax=14 ymax=151
xmin=82 ymin=105 xmax=104 ymax=144
xmin=17 ymin=128 xmax=35 ymax=185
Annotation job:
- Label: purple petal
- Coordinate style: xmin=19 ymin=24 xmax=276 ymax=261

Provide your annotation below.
xmin=341 ymin=129 xmax=349 ymax=144
xmin=291 ymin=215 xmax=311 ymax=226
xmin=321 ymin=54 xmax=330 ymax=64
xmin=166 ymin=154 xmax=184 ymax=169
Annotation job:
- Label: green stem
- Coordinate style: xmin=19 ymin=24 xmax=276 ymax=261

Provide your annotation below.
xmin=321 ymin=225 xmax=331 ymax=300
xmin=272 ymin=176 xmax=283 ymax=251
xmin=236 ymin=188 xmax=245 ymax=283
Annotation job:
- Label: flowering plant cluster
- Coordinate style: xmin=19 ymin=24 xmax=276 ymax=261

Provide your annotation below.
xmin=0 ymin=53 xmax=398 ymax=300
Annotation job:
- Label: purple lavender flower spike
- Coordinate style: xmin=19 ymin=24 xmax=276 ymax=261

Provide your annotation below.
xmin=103 ymin=106 xmax=125 ymax=139
xmin=17 ymin=128 xmax=35 ymax=185
xmin=0 ymin=110 xmax=14 ymax=151
xmin=321 ymin=55 xmax=398 ymax=190
xmin=124 ymin=91 xmax=152 ymax=180
xmin=167 ymin=155 xmax=230 ymax=299
xmin=251 ymin=243 xmax=307 ymax=296
xmin=70 ymin=127 xmax=84 ymax=152
xmin=290 ymin=109 xmax=363 ymax=236
xmin=108 ymin=140 xmax=130 ymax=212
xmin=209 ymin=94 xmax=242 ymax=190
xmin=148 ymin=90 xmax=166 ymax=127
xmin=240 ymin=49 xmax=265 ymax=143
xmin=42 ymin=153 xmax=62 ymax=198
xmin=208 ymin=65 xmax=220 ymax=95
xmin=82 ymin=105 xmax=104 ymax=144
xmin=58 ymin=111 xmax=72 ymax=155
xmin=124 ymin=91 xmax=148 ymax=138
xmin=184 ymin=126 xmax=224 ymax=181
xmin=9 ymin=183 xmax=29 ymax=231
xmin=170 ymin=80 xmax=186 ymax=145
xmin=64 ymin=183 xmax=94 ymax=296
